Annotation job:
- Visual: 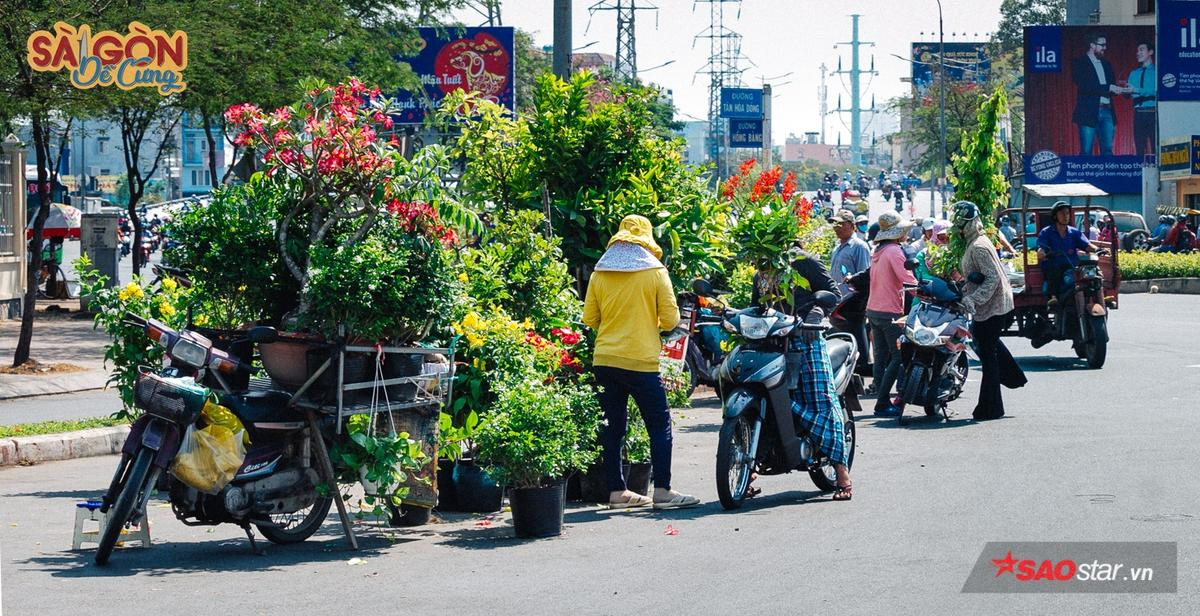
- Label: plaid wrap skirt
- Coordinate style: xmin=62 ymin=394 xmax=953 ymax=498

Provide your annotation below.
xmin=789 ymin=335 xmax=850 ymax=466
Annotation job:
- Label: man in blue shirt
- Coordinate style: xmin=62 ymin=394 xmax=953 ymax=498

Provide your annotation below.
xmin=1037 ymin=201 xmax=1101 ymax=300
xmin=1125 ymin=41 xmax=1157 ymax=158
xmin=828 ymin=209 xmax=872 ymax=295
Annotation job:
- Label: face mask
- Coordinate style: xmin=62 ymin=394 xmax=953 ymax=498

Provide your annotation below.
xmin=857 ymin=225 xmax=868 ymax=232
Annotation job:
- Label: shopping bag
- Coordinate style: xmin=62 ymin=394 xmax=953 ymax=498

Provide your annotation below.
xmin=170 ymin=424 xmax=247 ymax=494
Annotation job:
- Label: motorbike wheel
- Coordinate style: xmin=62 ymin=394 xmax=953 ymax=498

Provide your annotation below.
xmin=1083 ymin=316 xmax=1107 ymax=369
xmin=898 ymin=364 xmax=926 ymax=425
xmin=715 ymin=414 xmax=755 ymax=510
xmin=809 ymin=415 xmax=856 ymax=492
xmin=256 ymin=496 xmax=333 ymax=544
xmin=682 ymin=356 xmax=699 ymax=398
xmin=95 ymin=448 xmax=154 ymax=566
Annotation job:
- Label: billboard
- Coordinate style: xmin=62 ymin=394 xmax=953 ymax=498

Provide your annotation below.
xmin=729 ymin=119 xmax=763 ymax=148
xmin=720 ymin=88 xmax=763 ymax=119
xmin=1159 ymin=135 xmax=1200 ymax=179
xmin=1023 ymin=26 xmax=1156 ymax=194
xmin=391 ymin=27 xmax=514 ymax=124
xmin=1157 ymin=0 xmax=1200 ymax=101
xmin=910 ymin=42 xmax=990 ymax=90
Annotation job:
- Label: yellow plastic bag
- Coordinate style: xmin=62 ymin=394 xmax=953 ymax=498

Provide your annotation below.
xmin=201 ymin=400 xmax=250 ymax=446
xmin=171 ymin=424 xmax=246 ymax=494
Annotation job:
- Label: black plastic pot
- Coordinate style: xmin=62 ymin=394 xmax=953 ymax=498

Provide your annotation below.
xmin=380 ymin=352 xmax=424 ymax=403
xmin=449 ymin=459 xmax=502 ymax=513
xmin=435 ymin=458 xmax=458 ymax=511
xmin=626 ymin=462 xmax=652 ymax=495
xmin=308 ymin=350 xmax=372 ymax=406
xmin=509 ymin=483 xmax=565 ymax=538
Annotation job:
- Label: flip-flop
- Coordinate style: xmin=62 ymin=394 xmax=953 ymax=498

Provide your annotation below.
xmin=607 ymin=493 xmax=653 ymax=509
xmin=833 ymin=483 xmax=853 ymax=501
xmin=653 ymin=493 xmax=700 ymax=509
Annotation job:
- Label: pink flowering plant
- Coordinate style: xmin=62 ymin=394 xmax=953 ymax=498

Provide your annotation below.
xmin=224 ymin=78 xmax=476 ymax=303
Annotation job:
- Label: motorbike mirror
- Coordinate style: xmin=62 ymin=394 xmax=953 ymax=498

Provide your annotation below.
xmin=691 ymin=278 xmax=714 ymax=297
xmin=967 ymin=272 xmax=985 ymax=285
xmin=903 ymin=257 xmax=921 ymax=271
xmin=813 ymin=290 xmax=839 ymax=310
xmin=247 ymin=326 xmax=280 ymax=344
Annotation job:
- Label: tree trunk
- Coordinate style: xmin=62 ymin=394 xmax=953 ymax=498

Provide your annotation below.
xmin=128 ymin=190 xmax=144 ymax=275
xmin=202 ymin=113 xmax=220 ymax=188
xmin=12 ymin=114 xmax=51 ymax=367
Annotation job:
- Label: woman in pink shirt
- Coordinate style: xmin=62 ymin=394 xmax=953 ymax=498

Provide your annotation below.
xmin=866 ymin=212 xmax=917 ymax=416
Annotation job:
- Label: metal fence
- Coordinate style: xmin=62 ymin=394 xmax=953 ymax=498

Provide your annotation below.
xmin=0 ymin=148 xmax=15 ymax=256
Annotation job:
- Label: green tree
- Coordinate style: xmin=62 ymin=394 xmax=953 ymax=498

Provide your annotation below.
xmin=513 ymin=29 xmax=551 ymax=111
xmin=888 ymin=76 xmax=992 ymax=177
xmin=0 ymin=0 xmax=99 ymax=367
xmin=994 ymin=0 xmax=1067 ymax=56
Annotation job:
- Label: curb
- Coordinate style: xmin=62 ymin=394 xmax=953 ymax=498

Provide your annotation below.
xmin=0 ymin=385 xmax=105 ymax=402
xmin=0 ymin=425 xmax=130 ymax=467
xmin=1121 ymin=278 xmax=1200 ymax=294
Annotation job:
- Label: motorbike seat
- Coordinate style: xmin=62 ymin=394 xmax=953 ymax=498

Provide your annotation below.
xmin=222 ymin=390 xmax=302 ymax=426
xmin=827 ymin=338 xmax=854 ymax=370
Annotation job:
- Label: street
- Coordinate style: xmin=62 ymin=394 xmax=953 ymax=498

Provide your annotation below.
xmin=2 ymin=293 xmax=1198 ymax=615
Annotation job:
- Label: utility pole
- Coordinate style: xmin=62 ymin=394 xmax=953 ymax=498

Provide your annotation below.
xmin=553 ymin=0 xmax=572 ymax=79
xmin=762 ymin=83 xmax=772 ymax=168
xmin=466 ymin=0 xmax=502 ymax=25
xmin=589 ymin=1 xmax=658 ymax=81
xmin=818 ymin=63 xmax=828 ymax=145
xmin=694 ymin=0 xmax=747 ymax=180
xmin=936 ymin=0 xmax=947 ymax=219
xmin=833 ymin=14 xmax=877 ymax=166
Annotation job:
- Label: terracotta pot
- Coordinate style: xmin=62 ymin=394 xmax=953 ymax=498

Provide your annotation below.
xmin=258 ymin=331 xmax=325 ymax=390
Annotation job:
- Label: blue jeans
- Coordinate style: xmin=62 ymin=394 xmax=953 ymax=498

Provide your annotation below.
xmin=593 ymin=366 xmax=673 ymax=492
xmin=1078 ymin=107 xmax=1115 ymax=156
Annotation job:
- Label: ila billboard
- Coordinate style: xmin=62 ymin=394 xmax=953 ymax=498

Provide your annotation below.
xmin=1023 ymin=25 xmax=1156 ymax=194
xmin=1157 ymin=0 xmax=1200 ymax=102
xmin=392 ymin=27 xmax=514 ymax=124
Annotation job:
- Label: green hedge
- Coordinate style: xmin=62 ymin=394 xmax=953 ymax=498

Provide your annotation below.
xmin=1120 ymin=252 xmax=1200 ymax=280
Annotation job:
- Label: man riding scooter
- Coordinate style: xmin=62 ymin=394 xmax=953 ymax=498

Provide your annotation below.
xmin=1037 ymin=201 xmax=1103 ymax=306
xmin=749 ymin=240 xmax=853 ymax=501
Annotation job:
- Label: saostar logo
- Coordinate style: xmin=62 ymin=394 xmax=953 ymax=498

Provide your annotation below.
xmin=991 ymin=550 xmax=1153 ymax=583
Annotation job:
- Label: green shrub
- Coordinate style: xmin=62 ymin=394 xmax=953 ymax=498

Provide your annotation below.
xmin=1119 ymin=251 xmax=1200 ymax=280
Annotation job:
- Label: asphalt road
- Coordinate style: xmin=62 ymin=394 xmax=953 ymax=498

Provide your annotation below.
xmin=2 ymin=293 xmax=1198 ymax=615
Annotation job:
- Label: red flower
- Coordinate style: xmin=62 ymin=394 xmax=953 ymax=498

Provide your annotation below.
xmin=551 ymin=327 xmax=582 ymax=346
xmin=781 ymin=171 xmax=797 ymax=203
xmin=750 ymin=166 xmax=782 ymax=203
xmin=738 ymin=158 xmax=757 ymax=176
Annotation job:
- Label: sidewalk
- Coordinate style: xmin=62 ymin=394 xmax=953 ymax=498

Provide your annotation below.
xmin=0 ymin=301 xmax=110 ymax=400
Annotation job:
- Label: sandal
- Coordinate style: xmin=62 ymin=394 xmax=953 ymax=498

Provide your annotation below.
xmin=746 ymin=473 xmax=762 ymax=499
xmin=833 ymin=482 xmax=853 ymax=501
xmin=653 ymin=490 xmax=701 ymax=509
xmin=607 ymin=491 xmax=653 ymax=509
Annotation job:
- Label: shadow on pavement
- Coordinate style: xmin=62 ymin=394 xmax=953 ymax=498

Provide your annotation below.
xmin=856 ymin=415 xmax=979 ymax=430
xmin=1015 ymin=355 xmax=1091 ymax=373
xmin=676 ymin=422 xmax=720 ymax=434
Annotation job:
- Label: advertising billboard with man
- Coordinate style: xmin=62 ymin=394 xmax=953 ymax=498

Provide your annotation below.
xmin=1024 ymin=25 xmax=1156 ymax=194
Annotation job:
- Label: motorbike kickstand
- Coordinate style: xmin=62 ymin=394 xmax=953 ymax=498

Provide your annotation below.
xmin=240 ymin=523 xmax=266 ymax=556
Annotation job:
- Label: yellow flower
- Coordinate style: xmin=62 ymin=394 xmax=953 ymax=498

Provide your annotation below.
xmin=466 ymin=333 xmax=484 ymax=349
xmin=193 ymin=314 xmax=210 ymax=327
xmin=118 ymin=282 xmax=143 ymax=302
xmin=159 ymin=302 xmax=176 ymax=317
xmin=457 ymin=272 xmax=469 ymax=283
xmin=161 ymin=277 xmax=177 ymax=292
xmin=720 ymin=339 xmax=734 ymax=353
xmin=522 ymin=318 xmax=534 ymax=330
xmin=461 ymin=312 xmax=481 ymax=330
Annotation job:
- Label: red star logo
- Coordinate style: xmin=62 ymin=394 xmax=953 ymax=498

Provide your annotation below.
xmin=992 ymin=550 xmax=1018 ymax=577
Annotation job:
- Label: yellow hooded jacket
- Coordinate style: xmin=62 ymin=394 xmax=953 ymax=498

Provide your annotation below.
xmin=583 ymin=243 xmax=680 ymax=373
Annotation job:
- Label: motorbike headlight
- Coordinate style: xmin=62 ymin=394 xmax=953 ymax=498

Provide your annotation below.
xmin=739 ymin=316 xmax=775 ymax=340
xmin=913 ymin=328 xmax=938 ymax=346
xmin=170 ymin=338 xmax=208 ymax=368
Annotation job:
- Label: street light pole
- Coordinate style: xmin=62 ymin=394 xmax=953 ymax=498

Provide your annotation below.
xmin=936 ymin=0 xmax=947 ymax=219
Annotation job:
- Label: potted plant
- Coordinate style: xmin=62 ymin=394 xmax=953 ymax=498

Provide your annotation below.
xmin=474 ymin=379 xmax=600 ymax=538
xmin=331 ymin=414 xmax=428 ymax=521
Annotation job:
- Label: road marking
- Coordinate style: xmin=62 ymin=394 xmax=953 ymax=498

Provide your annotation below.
xmin=1187 ymin=365 xmax=1200 ymax=368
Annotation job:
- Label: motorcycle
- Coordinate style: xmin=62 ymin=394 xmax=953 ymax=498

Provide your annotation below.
xmin=894 ymin=263 xmax=978 ymax=424
xmin=710 ymin=289 xmax=862 ymax=510
xmin=1033 ymin=250 xmax=1111 ymax=367
xmin=881 ymin=181 xmax=893 ymax=200
xmin=828 ymin=269 xmax=871 ymax=378
xmin=95 ymin=317 xmax=333 ymax=565
xmin=673 ymin=282 xmax=733 ymax=395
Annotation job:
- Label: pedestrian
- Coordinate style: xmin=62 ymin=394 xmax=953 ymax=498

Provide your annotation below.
xmin=951 ymin=202 xmax=1027 ymax=421
xmin=866 ymin=211 xmax=917 ymax=416
xmin=828 ymin=210 xmax=872 ymax=296
xmin=854 ymin=215 xmax=870 ymax=243
xmin=583 ymin=214 xmax=700 ymax=510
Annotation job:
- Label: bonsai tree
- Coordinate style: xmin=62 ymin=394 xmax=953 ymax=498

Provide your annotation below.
xmin=473 ymin=379 xmax=601 ymax=489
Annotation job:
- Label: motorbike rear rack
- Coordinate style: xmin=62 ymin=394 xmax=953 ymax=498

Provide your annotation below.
xmin=245 ymin=342 xmax=456 ymax=551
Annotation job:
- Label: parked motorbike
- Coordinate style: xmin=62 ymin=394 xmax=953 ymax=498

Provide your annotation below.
xmin=828 ymin=269 xmax=871 ymax=378
xmin=95 ymin=317 xmax=332 ymax=565
xmin=673 ymin=282 xmax=733 ymax=395
xmin=711 ymin=290 xmax=861 ymax=510
xmin=894 ymin=262 xmax=977 ymax=423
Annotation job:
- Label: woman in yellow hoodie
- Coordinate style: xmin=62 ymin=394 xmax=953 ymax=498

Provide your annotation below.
xmin=583 ymin=215 xmax=700 ymax=510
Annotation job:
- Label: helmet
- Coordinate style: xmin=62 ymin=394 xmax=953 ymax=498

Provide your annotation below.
xmin=1159 ymin=215 xmax=1170 ymax=224
xmin=1165 ymin=215 xmax=1176 ymax=224
xmin=952 ymin=201 xmax=980 ymax=224
xmin=1050 ymin=201 xmax=1072 ymax=217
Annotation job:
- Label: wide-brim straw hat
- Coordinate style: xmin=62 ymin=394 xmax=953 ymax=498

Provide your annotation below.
xmin=607 ymin=214 xmax=663 ymax=259
xmin=874 ymin=211 xmax=912 ymax=242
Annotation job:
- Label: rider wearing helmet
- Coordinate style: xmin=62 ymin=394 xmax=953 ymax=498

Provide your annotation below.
xmin=1152 ymin=215 xmax=1174 ymax=242
xmin=1036 ymin=201 xmax=1102 ymax=301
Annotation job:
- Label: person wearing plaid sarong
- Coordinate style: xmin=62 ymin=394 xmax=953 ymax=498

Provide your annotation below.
xmin=751 ymin=241 xmax=854 ymax=501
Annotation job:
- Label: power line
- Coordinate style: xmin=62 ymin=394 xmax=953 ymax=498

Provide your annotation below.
xmin=589 ymin=1 xmax=658 ymax=81
xmin=693 ymin=0 xmax=748 ymax=179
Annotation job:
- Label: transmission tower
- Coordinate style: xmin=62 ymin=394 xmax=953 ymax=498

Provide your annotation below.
xmin=465 ymin=0 xmax=502 ymax=26
xmin=818 ymin=63 xmax=829 ymax=145
xmin=832 ymin=14 xmax=878 ymax=166
xmin=694 ymin=0 xmax=748 ymax=179
xmin=589 ymin=1 xmax=658 ymax=81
